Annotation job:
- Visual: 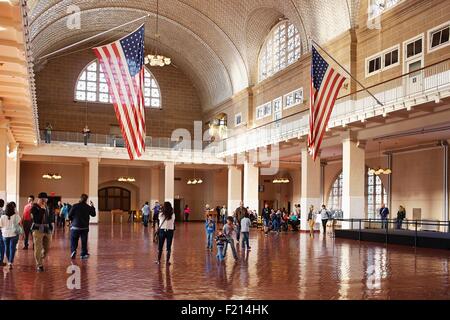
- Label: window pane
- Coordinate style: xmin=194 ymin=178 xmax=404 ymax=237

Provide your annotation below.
xmin=99 ymin=93 xmax=109 ymax=103
xmin=99 ymin=83 xmax=109 ymax=93
xmin=79 ymin=71 xmax=86 ymax=80
xmin=77 ymin=81 xmax=86 ymax=91
xmin=76 ymin=91 xmax=86 ymax=100
xmin=392 ymin=49 xmax=398 ymax=64
xmin=442 ymin=27 xmax=449 ymax=44
xmin=87 ymin=63 xmax=97 ymax=71
xmin=151 ymin=98 xmax=160 ymax=107
xmin=87 ymin=92 xmax=96 ymax=101
xmin=87 ymin=82 xmax=97 ymax=92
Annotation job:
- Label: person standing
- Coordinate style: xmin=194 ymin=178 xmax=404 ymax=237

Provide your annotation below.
xmin=319 ymin=205 xmax=330 ymax=234
xmin=0 ymin=199 xmax=5 ymax=265
xmin=234 ymin=202 xmax=247 ymax=243
xmin=68 ymin=194 xmax=96 ymax=260
xmin=262 ymin=203 xmax=271 ymax=235
xmin=142 ymin=202 xmax=150 ymax=227
xmin=22 ymin=195 xmax=34 ymax=249
xmin=183 ymin=205 xmax=191 ymax=222
xmin=156 ymin=201 xmax=175 ymax=265
xmin=379 ymin=203 xmax=389 ymax=229
xmin=220 ymin=205 xmax=227 ymax=225
xmin=205 ymin=214 xmax=216 ymax=251
xmin=30 ymin=192 xmax=53 ymax=272
xmin=307 ymin=205 xmax=316 ymax=238
xmin=240 ymin=212 xmax=251 ymax=250
xmin=82 ymin=125 xmax=91 ymax=146
xmin=215 ymin=231 xmax=227 ymax=262
xmin=396 ymin=205 xmax=406 ymax=230
xmin=223 ymin=216 xmax=238 ymax=261
xmin=0 ymin=202 xmax=22 ymax=269
xmin=152 ymin=201 xmax=161 ymax=228
xmin=44 ymin=123 xmax=52 ymax=143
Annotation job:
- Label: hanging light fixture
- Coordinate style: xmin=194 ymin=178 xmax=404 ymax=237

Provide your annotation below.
xmin=187 ymin=168 xmax=203 ymax=185
xmin=144 ymin=0 xmax=171 ymax=67
xmin=42 ymin=173 xmax=62 ymax=180
xmin=368 ymin=141 xmax=392 ymax=175
xmin=272 ymin=178 xmax=290 ymax=184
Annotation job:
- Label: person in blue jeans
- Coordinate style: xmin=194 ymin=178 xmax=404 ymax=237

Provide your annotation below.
xmin=0 ymin=202 xmax=21 ymax=269
xmin=68 ymin=194 xmax=96 ymax=260
xmin=215 ymin=231 xmax=227 ymax=261
xmin=0 ymin=199 xmax=5 ymax=266
xmin=379 ymin=204 xmax=389 ymax=229
xmin=205 ymin=214 xmax=216 ymax=250
xmin=240 ymin=212 xmax=251 ymax=250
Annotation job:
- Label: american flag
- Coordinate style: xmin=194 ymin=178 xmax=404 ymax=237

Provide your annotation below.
xmin=308 ymin=46 xmax=346 ymax=160
xmin=93 ymin=25 xmax=146 ymax=160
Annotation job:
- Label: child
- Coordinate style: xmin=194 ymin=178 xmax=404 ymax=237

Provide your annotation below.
xmin=223 ymin=216 xmax=238 ymax=260
xmin=205 ymin=214 xmax=216 ymax=251
xmin=240 ymin=212 xmax=251 ymax=250
xmin=215 ymin=231 xmax=227 ymax=262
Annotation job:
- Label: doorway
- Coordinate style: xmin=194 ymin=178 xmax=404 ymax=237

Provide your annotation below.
xmin=174 ymin=198 xmax=183 ymax=222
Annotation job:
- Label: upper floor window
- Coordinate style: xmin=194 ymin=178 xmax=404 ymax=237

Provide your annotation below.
xmin=428 ymin=22 xmax=450 ymax=52
xmin=258 ymin=21 xmax=301 ymax=82
xmin=365 ymin=45 xmax=400 ymax=77
xmin=368 ymin=0 xmax=401 ymax=19
xmin=75 ymin=60 xmax=161 ymax=108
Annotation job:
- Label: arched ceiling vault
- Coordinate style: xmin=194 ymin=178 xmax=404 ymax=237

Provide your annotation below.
xmin=29 ymin=0 xmax=353 ymax=111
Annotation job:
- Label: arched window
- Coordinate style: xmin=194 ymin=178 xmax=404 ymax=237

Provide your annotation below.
xmin=258 ymin=20 xmax=301 ymax=82
xmin=98 ymin=187 xmax=131 ymax=211
xmin=75 ymin=60 xmax=161 ymax=108
xmin=327 ymin=171 xmax=388 ymax=218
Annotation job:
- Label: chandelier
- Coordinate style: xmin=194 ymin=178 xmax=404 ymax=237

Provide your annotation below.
xmin=187 ymin=168 xmax=203 ymax=185
xmin=42 ymin=173 xmax=62 ymax=180
xmin=368 ymin=141 xmax=392 ymax=175
xmin=118 ymin=177 xmax=136 ymax=182
xmin=273 ymin=178 xmax=290 ymax=184
xmin=144 ymin=0 xmax=171 ymax=67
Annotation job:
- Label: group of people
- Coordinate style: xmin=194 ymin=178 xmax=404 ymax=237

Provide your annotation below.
xmin=379 ymin=204 xmax=407 ymax=229
xmin=0 ymin=192 xmax=96 ymax=272
xmin=44 ymin=122 xmax=91 ymax=145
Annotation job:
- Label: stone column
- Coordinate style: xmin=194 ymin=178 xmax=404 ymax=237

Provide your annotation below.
xmin=164 ymin=162 xmax=174 ymax=205
xmin=342 ymin=135 xmax=366 ymax=229
xmin=300 ymin=148 xmax=321 ymax=230
xmin=6 ymin=144 xmax=20 ymax=204
xmin=150 ymin=166 xmax=161 ymax=206
xmin=243 ymin=160 xmax=259 ymax=214
xmin=291 ymin=169 xmax=301 ymax=209
xmin=0 ymin=127 xmax=7 ymax=201
xmin=88 ymin=158 xmax=99 ymax=224
xmin=227 ymin=165 xmax=242 ymax=215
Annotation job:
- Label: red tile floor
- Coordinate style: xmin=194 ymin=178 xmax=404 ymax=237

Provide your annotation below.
xmin=1 ymin=221 xmax=449 ymax=300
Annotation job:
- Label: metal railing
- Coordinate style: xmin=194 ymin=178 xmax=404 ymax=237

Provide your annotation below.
xmin=336 ymin=218 xmax=450 ymax=247
xmin=215 ymin=58 xmax=450 ymax=156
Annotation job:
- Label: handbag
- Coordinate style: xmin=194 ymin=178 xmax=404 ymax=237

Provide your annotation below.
xmin=14 ymin=215 xmax=24 ymax=235
xmin=153 ymin=216 xmax=167 ymax=244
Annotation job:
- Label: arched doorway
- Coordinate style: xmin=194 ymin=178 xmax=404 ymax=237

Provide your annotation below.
xmin=98 ymin=187 xmax=131 ymax=211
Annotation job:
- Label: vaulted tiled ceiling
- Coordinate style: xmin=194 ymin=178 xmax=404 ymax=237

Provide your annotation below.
xmin=28 ymin=0 xmax=356 ymax=110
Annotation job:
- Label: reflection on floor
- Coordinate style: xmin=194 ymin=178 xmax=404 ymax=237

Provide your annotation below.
xmin=0 ymin=222 xmax=449 ymax=300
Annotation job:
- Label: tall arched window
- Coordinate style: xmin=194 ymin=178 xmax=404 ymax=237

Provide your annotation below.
xmin=75 ymin=59 xmax=161 ymax=108
xmin=327 ymin=171 xmax=388 ymax=218
xmin=258 ymin=20 xmax=301 ymax=81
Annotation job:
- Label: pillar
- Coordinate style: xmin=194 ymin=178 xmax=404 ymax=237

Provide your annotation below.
xmin=164 ymin=162 xmax=174 ymax=205
xmin=243 ymin=160 xmax=259 ymax=214
xmin=227 ymin=165 xmax=242 ymax=215
xmin=88 ymin=158 xmax=99 ymax=224
xmin=300 ymin=148 xmax=321 ymax=230
xmin=6 ymin=144 xmax=20 ymax=204
xmin=150 ymin=167 xmax=161 ymax=206
xmin=0 ymin=127 xmax=7 ymax=202
xmin=342 ymin=136 xmax=366 ymax=229
xmin=291 ymin=170 xmax=301 ymax=208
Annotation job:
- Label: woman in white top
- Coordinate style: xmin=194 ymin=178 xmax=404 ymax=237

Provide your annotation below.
xmin=156 ymin=201 xmax=175 ymax=265
xmin=0 ymin=202 xmax=22 ymax=269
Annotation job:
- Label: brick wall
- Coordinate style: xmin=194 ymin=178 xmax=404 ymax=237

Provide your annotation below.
xmin=35 ymin=49 xmax=202 ymax=138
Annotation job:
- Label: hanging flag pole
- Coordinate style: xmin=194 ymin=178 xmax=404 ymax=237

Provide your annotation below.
xmin=37 ymin=14 xmax=150 ymax=62
xmin=309 ymin=37 xmax=383 ymax=107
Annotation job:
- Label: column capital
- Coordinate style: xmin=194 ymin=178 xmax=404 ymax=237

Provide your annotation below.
xmin=340 ymin=130 xmax=358 ymax=142
xmin=87 ymin=157 xmax=100 ymax=164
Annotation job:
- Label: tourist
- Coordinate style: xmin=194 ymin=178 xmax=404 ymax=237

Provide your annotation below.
xmin=68 ymin=194 xmax=96 ymax=260
xmin=240 ymin=212 xmax=251 ymax=250
xmin=223 ymin=216 xmax=238 ymax=261
xmin=295 ymin=204 xmax=301 ymax=219
xmin=307 ymin=205 xmax=316 ymax=238
xmin=272 ymin=210 xmax=281 ymax=233
xmin=379 ymin=203 xmax=389 ymax=229
xmin=156 ymin=201 xmax=176 ymax=265
xmin=183 ymin=204 xmax=191 ymax=222
xmin=0 ymin=199 xmax=5 ymax=266
xmin=288 ymin=212 xmax=300 ymax=231
xmin=22 ymin=195 xmax=34 ymax=249
xmin=56 ymin=200 xmax=63 ymax=228
xmin=142 ymin=201 xmax=150 ymax=227
xmin=215 ymin=231 xmax=227 ymax=262
xmin=82 ymin=125 xmax=91 ymax=146
xmin=152 ymin=201 xmax=160 ymax=228
xmin=281 ymin=212 xmax=289 ymax=231
xmin=220 ymin=205 xmax=227 ymax=225
xmin=319 ymin=205 xmax=330 ymax=234
xmin=234 ymin=202 xmax=247 ymax=242
xmin=60 ymin=202 xmax=69 ymax=230
xmin=262 ymin=203 xmax=270 ymax=235
xmin=205 ymin=214 xmax=216 ymax=251
xmin=44 ymin=122 xmax=52 ymax=143
xmin=31 ymin=192 xmax=53 ymax=272
xmin=0 ymin=202 xmax=22 ymax=269
xmin=396 ymin=205 xmax=406 ymax=229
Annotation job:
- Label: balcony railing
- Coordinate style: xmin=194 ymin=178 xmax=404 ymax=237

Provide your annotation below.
xmin=215 ymin=58 xmax=450 ymax=156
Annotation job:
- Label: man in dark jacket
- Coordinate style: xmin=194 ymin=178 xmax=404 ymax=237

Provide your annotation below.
xmin=68 ymin=194 xmax=96 ymax=259
xmin=31 ymin=192 xmax=53 ymax=272
xmin=234 ymin=202 xmax=247 ymax=242
xmin=262 ymin=203 xmax=271 ymax=235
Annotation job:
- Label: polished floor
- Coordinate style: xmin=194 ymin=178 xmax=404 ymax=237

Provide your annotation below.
xmin=0 ymin=221 xmax=449 ymax=300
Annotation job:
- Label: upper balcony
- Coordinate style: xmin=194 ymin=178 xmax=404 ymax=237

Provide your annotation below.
xmin=214 ymin=58 xmax=450 ymax=157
